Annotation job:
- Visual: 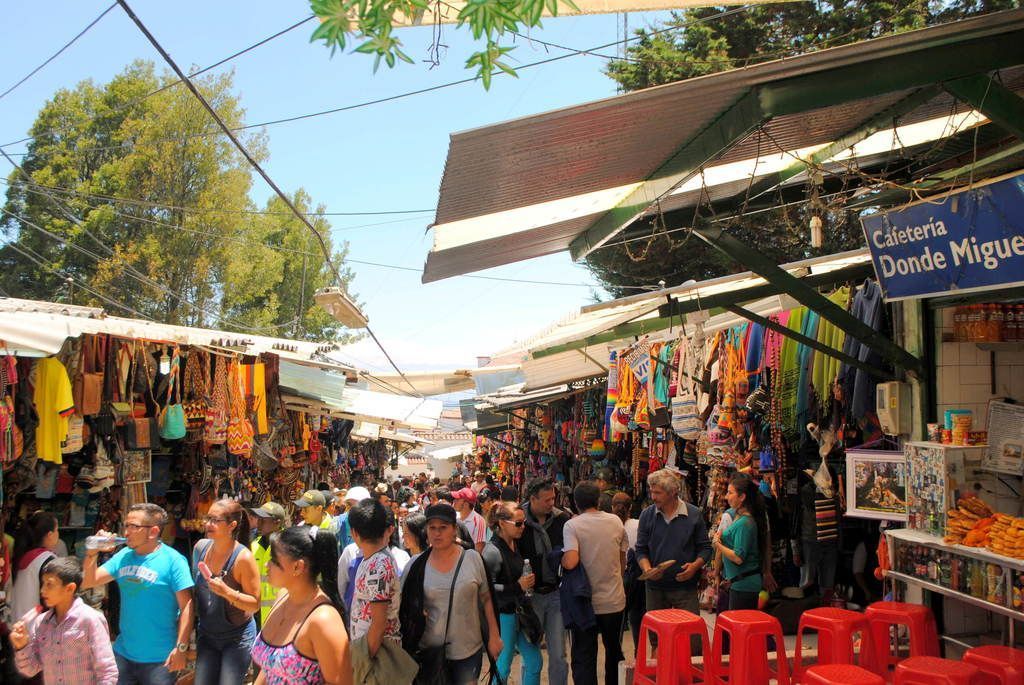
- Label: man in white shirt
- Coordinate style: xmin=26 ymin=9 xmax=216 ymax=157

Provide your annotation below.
xmin=452 ymin=487 xmax=487 ymax=552
xmin=562 ymin=481 xmax=628 ymax=685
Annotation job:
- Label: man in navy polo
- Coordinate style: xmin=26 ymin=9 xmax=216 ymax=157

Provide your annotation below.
xmin=635 ymin=468 xmax=712 ymax=615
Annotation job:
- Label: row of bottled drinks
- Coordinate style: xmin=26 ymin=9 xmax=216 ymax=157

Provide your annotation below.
xmin=894 ymin=540 xmax=1024 ymax=611
xmin=952 ymin=303 xmax=1024 ymax=342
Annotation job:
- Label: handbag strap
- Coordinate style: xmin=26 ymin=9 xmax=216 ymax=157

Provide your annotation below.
xmin=441 ymin=550 xmax=466 ymax=647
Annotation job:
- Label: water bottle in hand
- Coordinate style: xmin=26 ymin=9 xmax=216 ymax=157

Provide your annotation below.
xmin=86 ymin=534 xmax=126 ymax=551
xmin=522 ymin=559 xmax=534 ymax=597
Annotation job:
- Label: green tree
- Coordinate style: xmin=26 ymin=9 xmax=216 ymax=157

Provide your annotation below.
xmin=309 ymin=0 xmax=577 ymax=88
xmin=585 ymin=1 xmax=1019 ymax=296
xmin=0 ymin=61 xmax=355 ymax=342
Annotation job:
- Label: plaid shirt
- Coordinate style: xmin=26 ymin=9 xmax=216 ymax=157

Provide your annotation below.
xmin=15 ymin=598 xmax=118 ymax=685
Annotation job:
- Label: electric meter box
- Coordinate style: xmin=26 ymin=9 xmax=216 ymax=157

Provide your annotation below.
xmin=876 ymin=381 xmax=911 ymax=436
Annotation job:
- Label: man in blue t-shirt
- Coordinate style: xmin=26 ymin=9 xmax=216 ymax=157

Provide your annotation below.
xmin=84 ymin=503 xmax=194 ymax=685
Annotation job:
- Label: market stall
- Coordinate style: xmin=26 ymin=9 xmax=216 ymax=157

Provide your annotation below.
xmin=0 ymin=296 xmax=441 ymax=625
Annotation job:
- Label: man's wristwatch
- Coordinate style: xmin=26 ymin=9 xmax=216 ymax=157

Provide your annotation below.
xmin=176 ymin=643 xmax=188 ymax=653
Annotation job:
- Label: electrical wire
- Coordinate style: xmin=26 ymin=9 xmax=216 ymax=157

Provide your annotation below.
xmin=0 ymin=176 xmax=434 ymax=218
xmin=5 ymin=179 xmax=624 ymax=288
xmin=0 ymin=3 xmax=118 ymax=102
xmin=0 ymin=6 xmax=755 ymax=159
xmin=0 ymin=12 xmax=315 ymax=150
xmin=115 ymin=0 xmax=424 ymax=397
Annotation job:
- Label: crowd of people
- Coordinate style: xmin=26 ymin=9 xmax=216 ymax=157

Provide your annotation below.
xmin=4 ymin=468 xmax=772 ymax=685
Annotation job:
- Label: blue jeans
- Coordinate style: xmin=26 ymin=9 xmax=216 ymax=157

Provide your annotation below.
xmin=114 ymin=652 xmax=176 ymax=685
xmin=494 ymin=612 xmax=542 ymax=685
xmin=532 ymin=590 xmax=568 ymax=685
xmin=448 ymin=649 xmax=482 ymax=685
xmin=194 ymin=620 xmax=256 ymax=685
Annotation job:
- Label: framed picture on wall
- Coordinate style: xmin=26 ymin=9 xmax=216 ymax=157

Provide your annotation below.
xmin=846 ymin=449 xmax=908 ymax=521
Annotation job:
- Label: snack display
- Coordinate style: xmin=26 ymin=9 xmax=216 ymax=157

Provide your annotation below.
xmin=944 ymin=495 xmax=995 ymax=545
xmin=987 ymin=514 xmax=1024 ymax=559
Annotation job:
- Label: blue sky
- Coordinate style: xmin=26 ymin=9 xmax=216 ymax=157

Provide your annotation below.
xmin=0 ymin=0 xmax=673 ymax=372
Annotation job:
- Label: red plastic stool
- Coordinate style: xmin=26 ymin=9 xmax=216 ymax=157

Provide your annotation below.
xmin=805 ymin=664 xmax=885 ymax=685
xmin=865 ymin=601 xmax=939 ymax=675
xmin=710 ymin=610 xmax=791 ymax=685
xmin=963 ymin=646 xmax=1024 ymax=685
xmin=894 ymin=656 xmax=978 ymax=685
xmin=634 ymin=609 xmax=710 ymax=685
xmin=794 ymin=608 xmax=878 ymax=681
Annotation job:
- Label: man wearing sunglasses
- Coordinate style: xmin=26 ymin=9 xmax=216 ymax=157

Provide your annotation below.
xmin=84 ymin=503 xmax=194 ymax=685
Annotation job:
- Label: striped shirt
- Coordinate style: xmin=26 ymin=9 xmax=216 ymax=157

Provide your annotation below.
xmin=14 ymin=597 xmax=118 ymax=685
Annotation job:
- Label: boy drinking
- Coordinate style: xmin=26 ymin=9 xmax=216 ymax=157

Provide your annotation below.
xmin=348 ymin=498 xmax=402 ymax=655
xmin=10 ymin=556 xmax=118 ymax=684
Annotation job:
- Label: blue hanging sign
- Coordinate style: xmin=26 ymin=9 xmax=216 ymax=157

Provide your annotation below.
xmin=861 ymin=172 xmax=1024 ymax=301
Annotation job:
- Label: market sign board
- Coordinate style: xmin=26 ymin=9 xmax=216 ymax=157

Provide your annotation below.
xmin=861 ymin=172 xmax=1024 ymax=301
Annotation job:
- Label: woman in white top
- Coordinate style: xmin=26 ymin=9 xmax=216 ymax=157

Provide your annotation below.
xmin=11 ymin=511 xmax=60 ymax=621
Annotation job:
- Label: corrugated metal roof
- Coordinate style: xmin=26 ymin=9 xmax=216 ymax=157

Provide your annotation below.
xmin=424 ymin=10 xmax=1024 ymax=282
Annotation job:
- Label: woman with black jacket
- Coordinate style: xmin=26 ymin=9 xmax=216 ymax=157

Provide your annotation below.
xmin=482 ymin=501 xmax=542 ymax=685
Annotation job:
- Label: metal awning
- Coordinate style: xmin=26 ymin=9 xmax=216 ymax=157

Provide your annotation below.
xmin=423 ymin=10 xmax=1024 ymax=282
xmin=358 ymin=364 xmax=522 ymax=396
xmin=475 ymin=383 xmax=576 ymax=411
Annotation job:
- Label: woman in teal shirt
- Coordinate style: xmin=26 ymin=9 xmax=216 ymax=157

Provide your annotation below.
xmin=713 ymin=474 xmax=766 ymax=610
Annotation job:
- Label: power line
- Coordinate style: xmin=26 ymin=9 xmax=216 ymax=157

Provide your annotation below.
xmin=0 ymin=175 xmax=433 ymax=218
xmin=0 ymin=12 xmax=315 ymax=150
xmin=5 ymin=179 xmax=620 ymax=288
xmin=1 ymin=6 xmax=755 ymax=158
xmin=0 ymin=3 xmax=118 ymax=102
xmin=115 ymin=0 xmax=423 ymax=397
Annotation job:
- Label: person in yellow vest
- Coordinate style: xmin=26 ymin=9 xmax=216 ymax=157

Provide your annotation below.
xmin=249 ymin=501 xmax=286 ymax=628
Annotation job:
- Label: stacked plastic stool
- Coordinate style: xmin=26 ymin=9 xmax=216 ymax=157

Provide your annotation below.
xmin=634 ymin=609 xmax=710 ymax=685
xmin=794 ymin=607 xmax=877 ymax=682
xmin=709 ymin=610 xmax=790 ymax=685
xmin=894 ymin=656 xmax=978 ymax=685
xmin=804 ymin=665 xmax=885 ymax=685
xmin=865 ymin=601 xmax=939 ymax=677
xmin=963 ymin=646 xmax=1024 ymax=685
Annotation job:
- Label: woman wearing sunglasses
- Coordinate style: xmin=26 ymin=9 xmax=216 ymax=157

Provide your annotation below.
xmin=251 ymin=526 xmax=350 ymax=685
xmin=482 ymin=501 xmax=542 ymax=685
xmin=191 ymin=498 xmax=261 ymax=685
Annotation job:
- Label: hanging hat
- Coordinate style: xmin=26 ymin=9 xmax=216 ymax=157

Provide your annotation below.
xmin=588 ymin=438 xmax=606 ymax=457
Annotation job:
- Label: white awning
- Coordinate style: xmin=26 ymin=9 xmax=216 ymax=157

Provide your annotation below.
xmin=0 ymin=297 xmax=355 ymax=375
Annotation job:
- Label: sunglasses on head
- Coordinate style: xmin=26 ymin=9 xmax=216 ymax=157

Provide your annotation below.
xmin=501 ymin=519 xmax=525 ymax=528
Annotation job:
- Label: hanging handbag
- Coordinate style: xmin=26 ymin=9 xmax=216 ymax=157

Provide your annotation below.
xmin=73 ymin=334 xmax=106 ymax=416
xmin=226 ymin=359 xmax=253 ymax=457
xmin=158 ymin=348 xmax=187 ymax=441
xmin=61 ymin=415 xmax=86 ymax=454
xmin=182 ymin=349 xmax=209 ymax=443
xmin=206 ymin=355 xmax=228 ymax=445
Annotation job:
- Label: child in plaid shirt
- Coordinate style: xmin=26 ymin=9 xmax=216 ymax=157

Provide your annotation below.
xmin=10 ymin=556 xmax=117 ymax=685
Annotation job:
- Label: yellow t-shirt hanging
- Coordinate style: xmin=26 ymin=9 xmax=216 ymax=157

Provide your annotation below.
xmin=34 ymin=357 xmax=75 ymax=464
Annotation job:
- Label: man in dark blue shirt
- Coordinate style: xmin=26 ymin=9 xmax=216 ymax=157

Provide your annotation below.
xmin=635 ymin=469 xmax=712 ymax=615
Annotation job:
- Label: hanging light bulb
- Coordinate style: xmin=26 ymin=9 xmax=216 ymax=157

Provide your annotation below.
xmin=809 ymin=214 xmax=824 ymax=248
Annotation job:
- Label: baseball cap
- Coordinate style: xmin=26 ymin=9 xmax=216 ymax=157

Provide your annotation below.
xmin=251 ymin=501 xmax=287 ymax=521
xmin=452 ymin=487 xmax=477 ymax=503
xmin=293 ymin=490 xmax=327 ymax=508
xmin=345 ymin=486 xmax=371 ymax=503
xmin=424 ymin=503 xmax=457 ymax=525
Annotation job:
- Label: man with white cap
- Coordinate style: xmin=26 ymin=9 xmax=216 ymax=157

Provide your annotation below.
xmin=249 ymin=501 xmax=287 ymax=627
xmin=335 ymin=486 xmax=372 ymax=551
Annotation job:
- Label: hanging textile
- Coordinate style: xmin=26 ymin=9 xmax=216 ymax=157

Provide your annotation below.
xmin=242 ymin=362 xmax=269 ymax=435
xmin=777 ymin=307 xmax=806 ymax=431
xmin=811 ymin=287 xmax=850 ymax=409
xmin=840 ymin=280 xmax=885 ymax=420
